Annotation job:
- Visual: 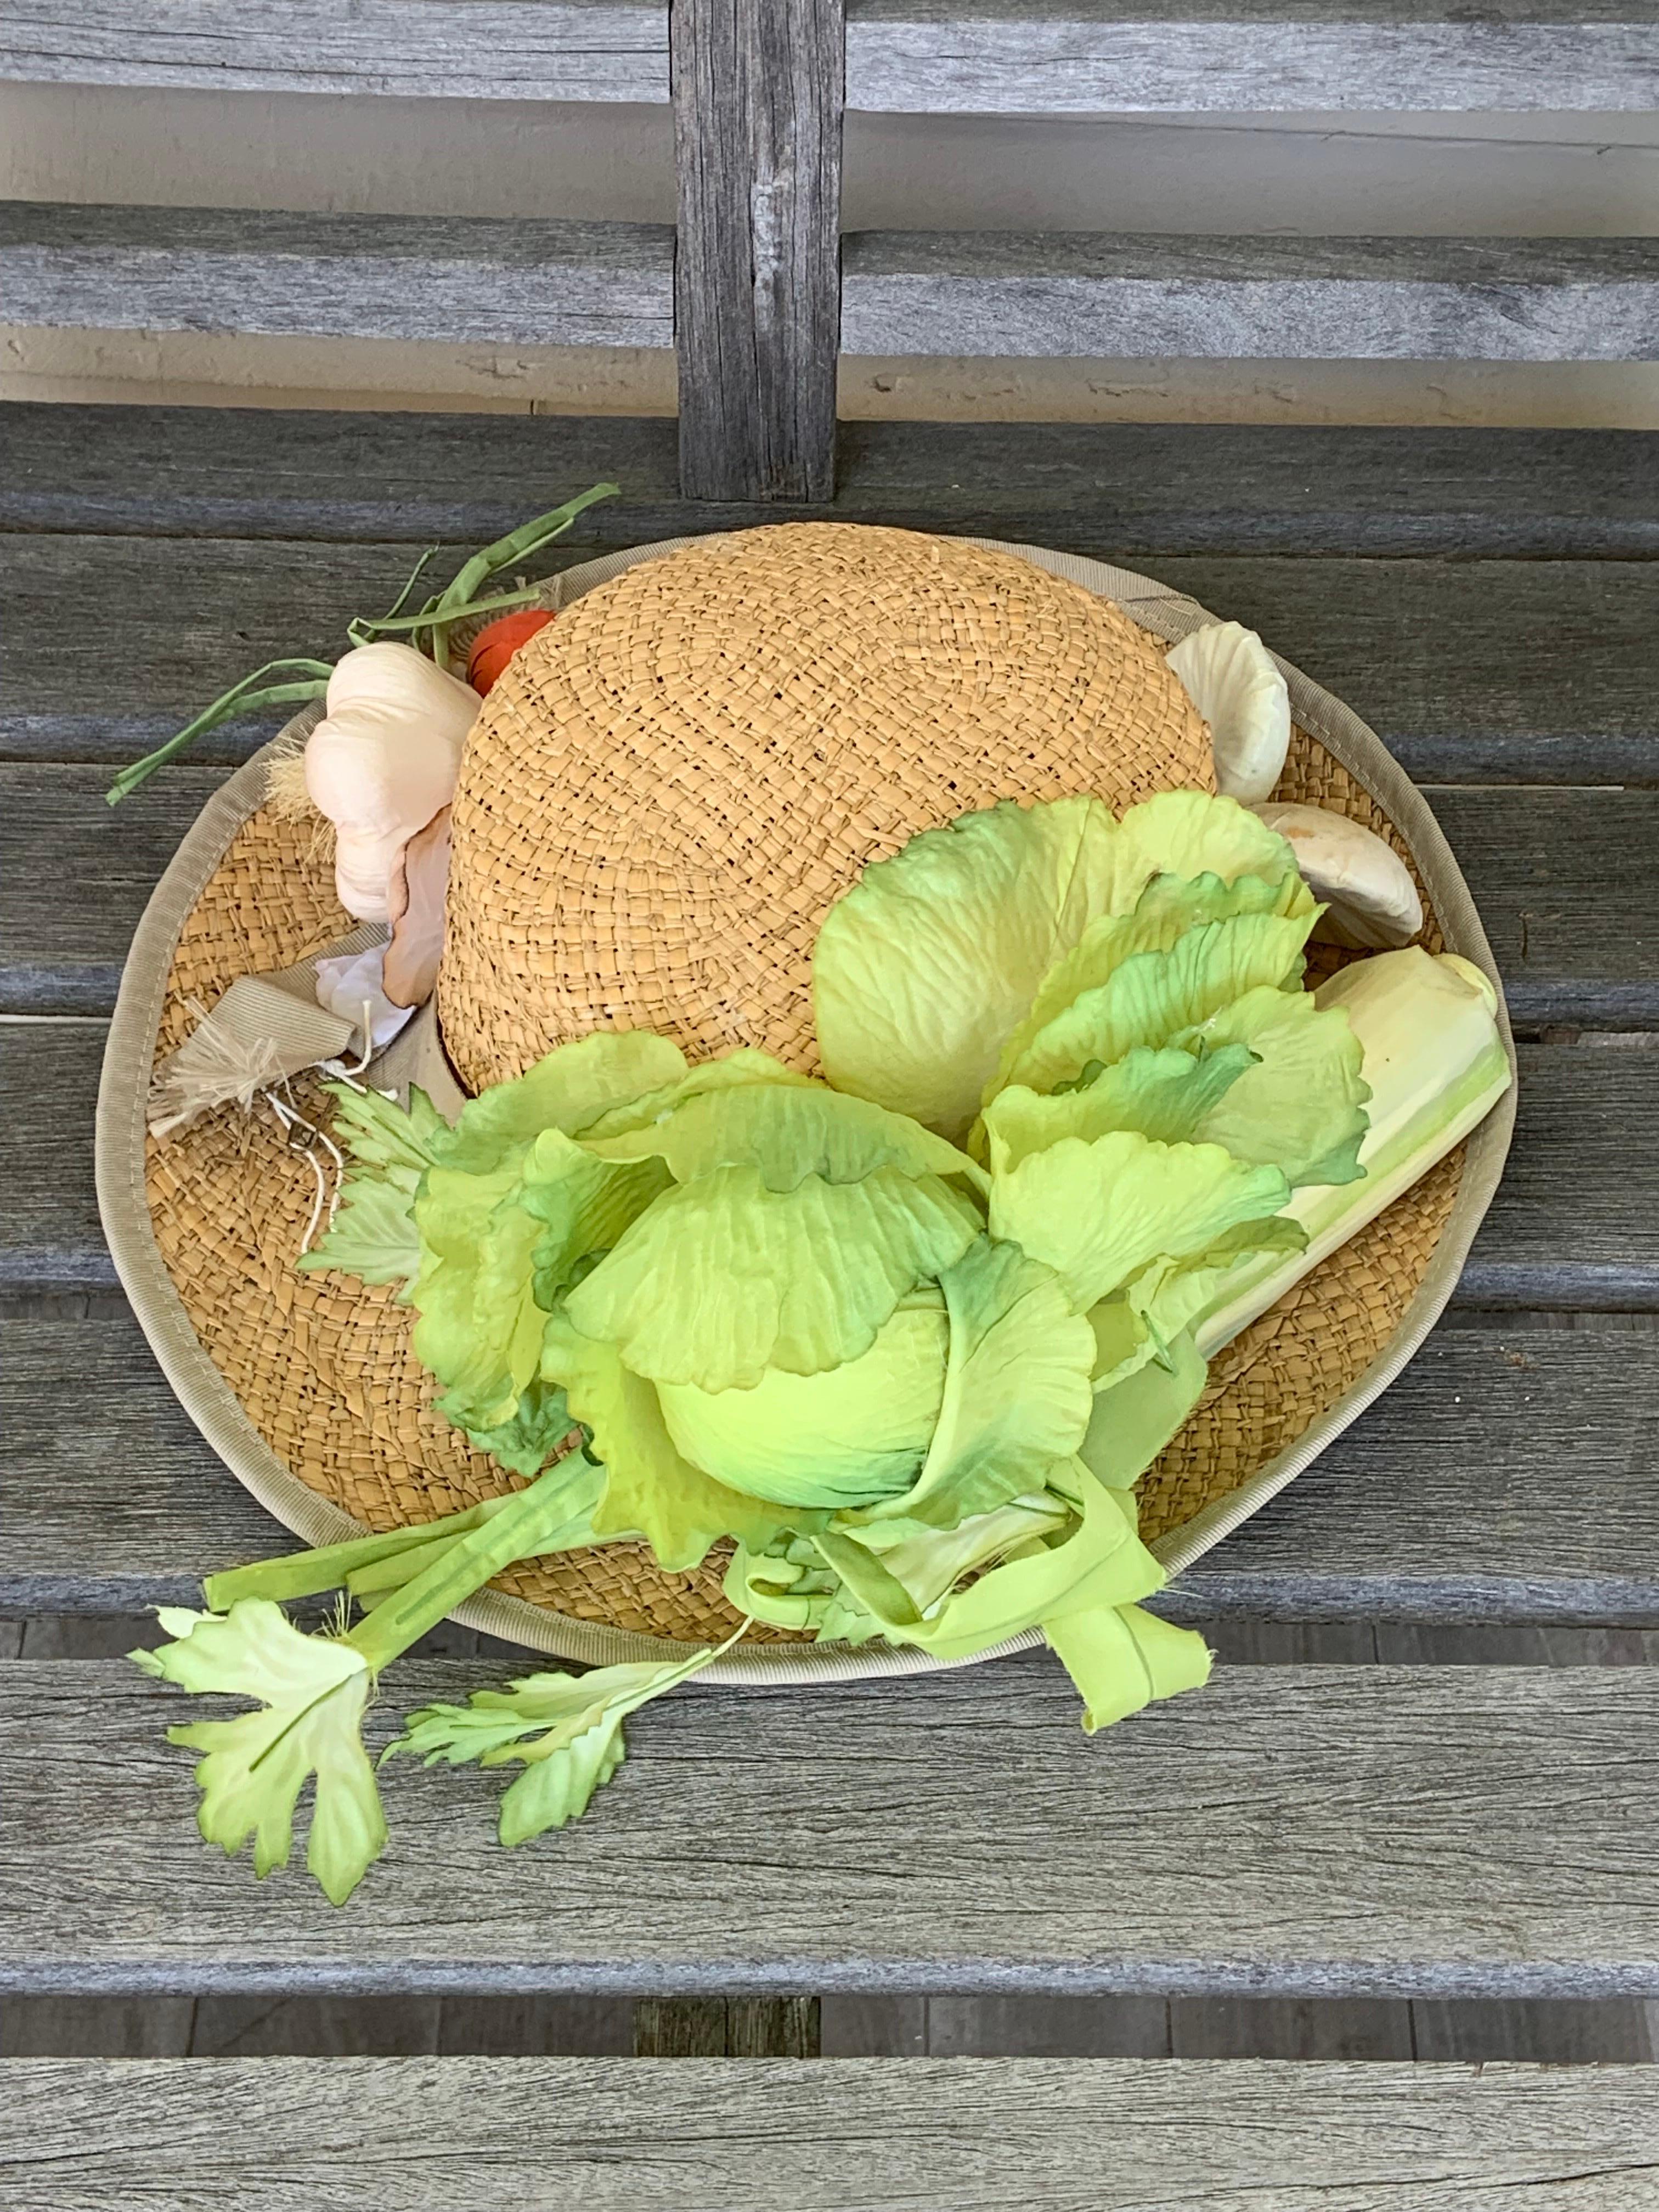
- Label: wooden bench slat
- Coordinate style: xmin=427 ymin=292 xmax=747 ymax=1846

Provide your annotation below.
xmin=3 ymin=759 xmax=1654 ymax=1019
xmin=5 ymin=1309 xmax=1656 ymax=1623
xmin=9 ymin=405 xmax=1656 ymax=562
xmin=845 ymin=1 xmax=1659 ymax=117
xmin=6 ymin=534 xmax=1656 ymax=782
xmin=0 ymin=0 xmax=671 ymax=101
xmin=4 ymin=2056 xmax=1658 ymax=2211
xmin=0 ymin=202 xmax=676 ymax=349
xmin=842 ymin=230 xmax=1659 ymax=364
xmin=4 ymin=1657 xmax=1657 ymax=1994
xmin=2 ymin=1028 xmax=1652 ymax=1295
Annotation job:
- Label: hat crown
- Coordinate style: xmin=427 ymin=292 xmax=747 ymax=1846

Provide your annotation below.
xmin=437 ymin=522 xmax=1213 ymax=1095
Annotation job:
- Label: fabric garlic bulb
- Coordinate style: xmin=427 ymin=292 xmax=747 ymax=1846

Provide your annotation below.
xmin=304 ymin=644 xmax=479 ymax=922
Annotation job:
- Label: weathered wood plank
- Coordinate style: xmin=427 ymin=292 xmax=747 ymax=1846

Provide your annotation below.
xmin=6 ymin=1306 xmax=1657 ymax=1620
xmin=633 ymin=1996 xmax=821 ymax=2054
xmin=673 ymin=0 xmax=843 ymax=499
xmin=845 ymin=0 xmax=1659 ymax=115
xmin=5 ymin=1659 xmax=1659 ymax=1993
xmin=4 ymin=758 xmax=1653 ymax=1019
xmin=7 ymin=2059 xmax=1659 ymax=2212
xmin=7 ymin=534 xmax=1657 ymax=785
xmin=842 ymin=231 xmax=1659 ymax=363
xmin=0 ymin=1 xmax=670 ymax=99
xmin=0 ymin=202 xmax=675 ymax=348
xmin=9 ymin=405 xmax=1656 ymax=563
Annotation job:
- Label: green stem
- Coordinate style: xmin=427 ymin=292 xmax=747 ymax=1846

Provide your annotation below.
xmin=106 ymin=659 xmax=334 ymax=805
xmin=427 ymin=481 xmax=618 ymax=669
xmin=346 ymin=1457 xmax=606 ymax=1676
xmin=203 ymin=1493 xmax=515 ymax=1609
xmin=379 ymin=543 xmax=442 ymax=625
xmin=347 ymin=580 xmax=549 ymax=646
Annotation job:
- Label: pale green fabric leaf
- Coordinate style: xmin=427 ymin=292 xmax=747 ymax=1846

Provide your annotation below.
xmin=813 ymin=795 xmax=1123 ymax=1140
xmin=1115 ymin=1220 xmax=1307 ymax=1388
xmin=1005 ymin=912 xmax=1315 ymax=1099
xmin=390 ymin=1627 xmax=743 ymax=1845
xmin=1111 ymin=788 xmax=1298 ymax=895
xmin=1187 ymin=985 xmax=1369 ymax=1187
xmin=458 ymin=1374 xmax=575 ymax=1480
xmin=566 ymin=1164 xmax=980 ymax=1390
xmin=980 ymin=1044 xmax=1255 ymax=1174
xmin=1077 ymin=1327 xmax=1209 ymax=1485
xmin=657 ymin=1293 xmax=949 ymax=1511
xmin=540 ymin=1311 xmax=798 ymax=1568
xmin=136 ymin=1600 xmax=385 ymax=1905
xmin=323 ymin=1079 xmax=450 ymax=1178
xmin=860 ymin=1237 xmax=1094 ymax=1530
xmin=441 ymin=1030 xmax=689 ymax=1170
xmin=817 ymin=1460 xmax=1163 ymax=1664
xmin=582 ymin=1078 xmax=984 ymax=1193
xmin=990 ymin=1127 xmax=1290 ymax=1315
xmin=299 ymin=1173 xmax=420 ymax=1288
xmin=575 ymin=1049 xmax=810 ymax=1142
xmin=1045 ymin=1601 xmax=1214 ymax=1733
xmin=724 ymin=1533 xmax=886 ymax=1643
xmin=521 ymin=1128 xmax=672 ymax=1308
xmin=993 ymin=867 xmax=1308 ymax=1095
xmin=411 ymin=1162 xmax=545 ymax=1432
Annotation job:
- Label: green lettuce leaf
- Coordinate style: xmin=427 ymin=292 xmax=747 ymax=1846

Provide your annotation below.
xmin=565 ymin=1163 xmax=980 ymax=1391
xmin=1184 ymin=985 xmax=1369 ymax=1188
xmin=990 ymin=1127 xmax=1290 ymax=1316
xmin=439 ymin=1030 xmax=690 ymax=1171
xmin=813 ymin=795 xmax=1124 ymax=1140
xmin=979 ymin=1042 xmax=1255 ymax=1173
xmin=857 ymin=1237 xmax=1094 ymax=1530
xmin=581 ymin=1078 xmax=984 ymax=1193
xmin=574 ymin=1048 xmax=810 ymax=1142
xmin=411 ymin=1161 xmax=546 ymax=1433
xmin=540 ymin=1311 xmax=799 ymax=1568
xmin=1003 ymin=911 xmax=1316 ymax=1099
xmin=657 ymin=1291 xmax=949 ymax=1511
xmin=133 ymin=1601 xmax=386 ymax=1905
xmin=456 ymin=1373 xmax=576 ymax=1479
xmin=1077 ymin=1325 xmax=1209 ymax=1482
xmin=1109 ymin=788 xmax=1297 ymax=893
xmin=724 ymin=1532 xmax=886 ymax=1642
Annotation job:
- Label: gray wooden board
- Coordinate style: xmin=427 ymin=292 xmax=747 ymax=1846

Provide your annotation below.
xmin=6 ymin=537 xmax=1657 ymax=783
xmin=10 ymin=2059 xmax=1659 ymax=2212
xmin=9 ymin=405 xmax=1657 ymax=563
xmin=5 ymin=1305 xmax=1659 ymax=1622
xmin=672 ymin=0 xmax=843 ymax=500
xmin=4 ymin=758 xmax=1655 ymax=1020
xmin=0 ymin=1 xmax=670 ymax=101
xmin=0 ymin=202 xmax=676 ymax=349
xmin=845 ymin=0 xmax=1659 ymax=115
xmin=841 ymin=232 xmax=1659 ymax=364
xmin=5 ymin=1657 xmax=1659 ymax=1994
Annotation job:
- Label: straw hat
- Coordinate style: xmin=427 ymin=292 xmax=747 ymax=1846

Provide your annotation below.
xmin=99 ymin=523 xmax=1515 ymax=1676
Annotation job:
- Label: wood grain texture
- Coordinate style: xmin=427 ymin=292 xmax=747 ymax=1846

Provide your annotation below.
xmin=633 ymin=1996 xmax=820 ymax=2053
xmin=7 ymin=532 xmax=1657 ymax=781
xmin=672 ymin=0 xmax=843 ymax=499
xmin=1 ymin=202 xmax=675 ymax=348
xmin=10 ymin=405 xmax=1656 ymax=563
xmin=5 ymin=2059 xmax=1659 ymax=2212
xmin=0 ymin=1 xmax=670 ymax=99
xmin=5 ymin=759 xmax=1654 ymax=1020
xmin=842 ymin=231 xmax=1659 ymax=363
xmin=845 ymin=0 xmax=1659 ymax=115
xmin=5 ymin=1306 xmax=1659 ymax=1622
xmin=5 ymin=1657 xmax=1659 ymax=1994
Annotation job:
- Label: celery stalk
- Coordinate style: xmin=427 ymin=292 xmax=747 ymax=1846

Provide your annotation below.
xmin=1193 ymin=948 xmax=1511 ymax=1355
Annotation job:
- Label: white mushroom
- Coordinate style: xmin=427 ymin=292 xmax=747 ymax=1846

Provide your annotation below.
xmin=1166 ymin=620 xmax=1290 ymax=804
xmin=303 ymin=644 xmax=478 ymax=922
xmin=1252 ymin=801 xmax=1424 ymax=950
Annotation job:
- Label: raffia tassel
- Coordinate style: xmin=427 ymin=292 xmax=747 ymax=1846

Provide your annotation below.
xmin=147 ymin=997 xmax=289 ymax=1138
xmin=263 ymin=729 xmax=337 ymax=867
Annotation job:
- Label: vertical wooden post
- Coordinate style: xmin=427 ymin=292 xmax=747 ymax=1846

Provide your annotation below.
xmin=671 ymin=0 xmax=844 ymax=503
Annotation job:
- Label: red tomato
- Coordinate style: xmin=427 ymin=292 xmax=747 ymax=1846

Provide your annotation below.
xmin=467 ymin=608 xmax=556 ymax=695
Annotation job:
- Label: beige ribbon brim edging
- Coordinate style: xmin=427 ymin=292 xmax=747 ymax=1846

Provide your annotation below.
xmin=96 ymin=537 xmax=1515 ymax=1685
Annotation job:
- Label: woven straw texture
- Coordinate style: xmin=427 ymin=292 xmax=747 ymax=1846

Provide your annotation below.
xmin=142 ymin=524 xmax=1461 ymax=1644
xmin=438 ymin=524 xmax=1214 ymax=1091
